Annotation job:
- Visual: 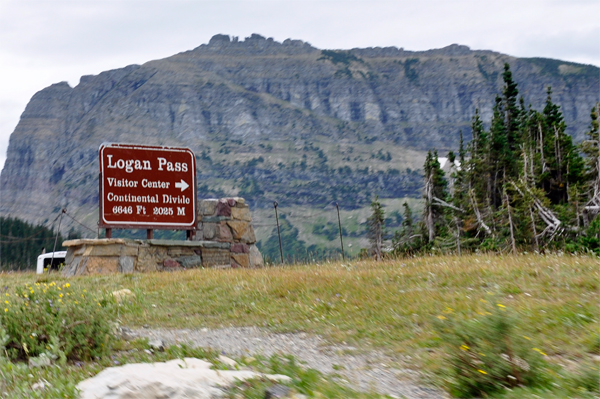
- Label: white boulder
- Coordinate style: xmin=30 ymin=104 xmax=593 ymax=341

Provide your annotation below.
xmin=77 ymin=357 xmax=290 ymax=399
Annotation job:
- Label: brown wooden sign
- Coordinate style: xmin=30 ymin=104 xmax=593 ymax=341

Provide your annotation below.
xmin=99 ymin=143 xmax=197 ymax=229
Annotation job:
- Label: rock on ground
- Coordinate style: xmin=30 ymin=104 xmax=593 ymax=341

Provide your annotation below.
xmin=76 ymin=357 xmax=290 ymax=399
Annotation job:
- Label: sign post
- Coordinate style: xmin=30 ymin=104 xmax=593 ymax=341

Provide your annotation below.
xmin=99 ymin=143 xmax=197 ymax=237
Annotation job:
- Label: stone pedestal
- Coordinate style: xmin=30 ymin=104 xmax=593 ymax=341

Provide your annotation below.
xmin=61 ymin=197 xmax=263 ymax=276
xmin=62 ymin=239 xmax=234 ymax=276
xmin=197 ymin=197 xmax=263 ymax=268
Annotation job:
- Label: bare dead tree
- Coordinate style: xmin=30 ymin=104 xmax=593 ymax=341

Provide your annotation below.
xmin=504 ymin=189 xmax=517 ymax=255
xmin=529 ymin=206 xmax=539 ymax=251
xmin=538 ymin=122 xmax=547 ymax=174
xmin=469 ymin=188 xmax=492 ymax=235
xmin=583 ymin=139 xmax=600 ymax=224
xmin=432 ymin=197 xmax=465 ymax=213
xmin=511 ymin=181 xmax=563 ymax=243
xmin=425 ymin=175 xmax=435 ymax=243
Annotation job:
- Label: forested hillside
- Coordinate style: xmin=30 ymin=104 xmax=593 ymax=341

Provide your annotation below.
xmin=0 ymin=216 xmax=74 ymax=270
xmin=390 ymin=64 xmax=600 ymax=255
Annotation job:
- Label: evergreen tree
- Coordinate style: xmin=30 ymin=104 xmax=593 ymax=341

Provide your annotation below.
xmin=0 ymin=217 xmax=70 ymax=271
xmin=401 ymin=201 xmax=414 ymax=234
xmin=502 ymin=63 xmax=522 ymax=163
xmin=537 ymin=88 xmax=585 ymax=204
xmin=455 ymin=131 xmax=467 ymax=207
xmin=423 ymin=150 xmax=449 ymax=243
xmin=392 ymin=201 xmax=423 ymax=256
xmin=367 ymin=196 xmax=385 ymax=260
xmin=581 ymin=103 xmax=600 ymax=225
xmin=393 ymin=64 xmax=597 ymax=255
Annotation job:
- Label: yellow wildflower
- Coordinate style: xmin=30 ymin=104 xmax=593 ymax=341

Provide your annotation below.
xmin=532 ymin=348 xmax=547 ymax=356
xmin=4 ymin=308 xmax=7 ymax=312
xmin=460 ymin=345 xmax=469 ymax=351
xmin=437 ymin=315 xmax=447 ymax=320
xmin=497 ymin=304 xmax=506 ymax=308
xmin=478 ymin=369 xmax=487 ymax=374
xmin=523 ymin=336 xmax=531 ymax=340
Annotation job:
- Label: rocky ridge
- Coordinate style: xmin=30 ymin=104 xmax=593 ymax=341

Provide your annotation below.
xmin=1 ymin=34 xmax=598 ymax=242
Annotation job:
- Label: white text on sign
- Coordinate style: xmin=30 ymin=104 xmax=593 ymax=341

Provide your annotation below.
xmin=106 ymin=155 xmax=189 ymax=173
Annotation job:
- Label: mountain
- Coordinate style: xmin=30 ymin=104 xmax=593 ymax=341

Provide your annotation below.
xmin=1 ymin=34 xmax=598 ymax=255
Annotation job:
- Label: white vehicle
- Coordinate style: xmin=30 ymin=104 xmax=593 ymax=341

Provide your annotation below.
xmin=36 ymin=251 xmax=67 ymax=274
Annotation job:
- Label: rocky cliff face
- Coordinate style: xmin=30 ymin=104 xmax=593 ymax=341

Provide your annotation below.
xmin=1 ymin=34 xmax=598 ymax=235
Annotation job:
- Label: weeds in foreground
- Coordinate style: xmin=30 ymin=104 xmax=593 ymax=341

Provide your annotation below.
xmin=435 ymin=299 xmax=551 ymax=397
xmin=0 ymin=281 xmax=116 ymax=361
xmin=434 ymin=297 xmax=599 ymax=398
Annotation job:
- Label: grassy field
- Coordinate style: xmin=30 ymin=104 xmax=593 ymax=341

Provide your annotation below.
xmin=1 ymin=253 xmax=598 ymax=398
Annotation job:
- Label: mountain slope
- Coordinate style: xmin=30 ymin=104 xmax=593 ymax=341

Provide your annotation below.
xmin=1 ymin=34 xmax=598 ymax=252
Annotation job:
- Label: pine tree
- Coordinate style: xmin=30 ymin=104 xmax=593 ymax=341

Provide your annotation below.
xmin=392 ymin=201 xmax=423 ymax=256
xmin=455 ymin=131 xmax=467 ymax=199
xmin=581 ymin=103 xmax=600 ymax=225
xmin=401 ymin=201 xmax=414 ymax=234
xmin=423 ymin=150 xmax=449 ymax=243
xmin=489 ymin=96 xmax=509 ymax=208
xmin=502 ymin=63 xmax=521 ymax=165
xmin=393 ymin=64 xmax=596 ymax=255
xmin=367 ymin=195 xmax=385 ymax=260
xmin=537 ymin=88 xmax=585 ymax=204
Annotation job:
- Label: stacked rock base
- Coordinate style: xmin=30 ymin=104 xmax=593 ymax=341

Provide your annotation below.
xmin=196 ymin=197 xmax=262 ymax=268
xmin=61 ymin=197 xmax=263 ymax=276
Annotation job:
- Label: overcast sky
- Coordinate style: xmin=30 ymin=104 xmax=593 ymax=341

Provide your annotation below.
xmin=1 ymin=0 xmax=599 ymax=171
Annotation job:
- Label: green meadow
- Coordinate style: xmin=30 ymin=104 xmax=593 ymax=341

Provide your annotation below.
xmin=1 ymin=254 xmax=598 ymax=398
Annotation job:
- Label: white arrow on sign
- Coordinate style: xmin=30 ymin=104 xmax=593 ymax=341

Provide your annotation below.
xmin=175 ymin=179 xmax=189 ymax=192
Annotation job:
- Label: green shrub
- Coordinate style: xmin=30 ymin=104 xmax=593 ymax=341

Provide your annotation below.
xmin=435 ymin=300 xmax=551 ymax=397
xmin=1 ymin=281 xmax=116 ymax=361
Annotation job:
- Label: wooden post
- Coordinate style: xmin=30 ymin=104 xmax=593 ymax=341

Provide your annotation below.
xmin=274 ymin=201 xmax=284 ymax=264
xmin=147 ymin=229 xmax=153 ymax=239
xmin=105 ymin=228 xmax=112 ymax=239
xmin=50 ymin=209 xmax=65 ymax=273
xmin=336 ymin=203 xmax=345 ymax=261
